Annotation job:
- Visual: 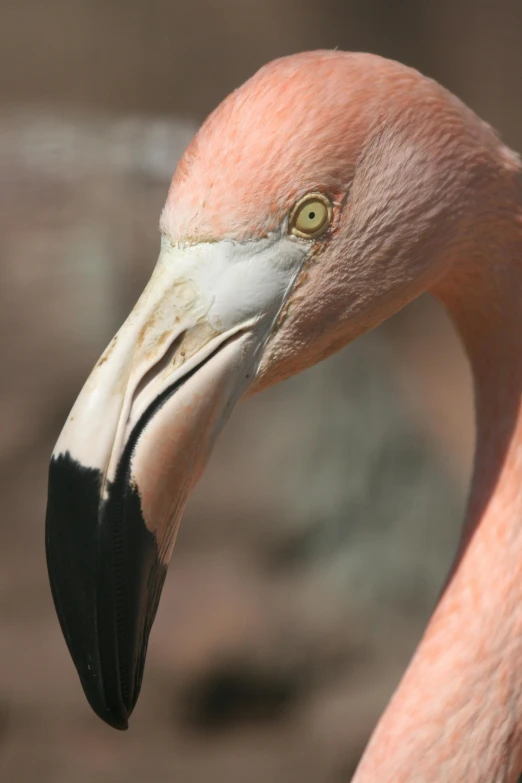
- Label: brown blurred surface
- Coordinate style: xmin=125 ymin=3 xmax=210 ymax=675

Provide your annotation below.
xmin=0 ymin=1 xmax=519 ymax=780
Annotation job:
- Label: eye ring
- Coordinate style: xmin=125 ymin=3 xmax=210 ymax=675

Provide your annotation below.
xmin=288 ymin=192 xmax=333 ymax=239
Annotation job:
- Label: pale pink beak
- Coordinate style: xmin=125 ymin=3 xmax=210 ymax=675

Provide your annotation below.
xmin=45 ymin=233 xmax=309 ymax=728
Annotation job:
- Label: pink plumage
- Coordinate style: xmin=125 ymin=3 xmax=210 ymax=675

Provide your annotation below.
xmin=46 ymin=50 xmax=522 ymax=781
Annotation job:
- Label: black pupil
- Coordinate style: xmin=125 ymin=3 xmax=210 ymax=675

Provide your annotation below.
xmin=308 ymin=211 xmax=316 ymax=220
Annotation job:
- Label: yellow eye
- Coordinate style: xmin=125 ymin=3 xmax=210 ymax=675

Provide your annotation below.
xmin=289 ymin=193 xmax=333 ymax=239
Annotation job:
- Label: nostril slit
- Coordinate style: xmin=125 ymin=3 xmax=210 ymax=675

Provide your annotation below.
xmin=131 ymin=330 xmax=187 ymax=414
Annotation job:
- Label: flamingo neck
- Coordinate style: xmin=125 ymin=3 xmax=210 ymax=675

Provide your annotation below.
xmin=354 ymin=182 xmax=522 ymax=781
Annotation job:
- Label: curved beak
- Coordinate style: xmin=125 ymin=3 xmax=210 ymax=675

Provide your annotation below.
xmin=46 ymin=234 xmax=308 ymax=729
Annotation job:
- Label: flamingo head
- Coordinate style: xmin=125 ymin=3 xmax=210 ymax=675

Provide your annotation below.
xmin=45 ymin=51 xmax=507 ymax=729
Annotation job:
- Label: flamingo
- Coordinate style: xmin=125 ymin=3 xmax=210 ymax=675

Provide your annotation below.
xmin=45 ymin=50 xmax=522 ymax=781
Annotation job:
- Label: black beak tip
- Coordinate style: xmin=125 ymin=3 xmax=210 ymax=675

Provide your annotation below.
xmin=77 ymin=667 xmax=131 ymax=731
xmin=113 ymin=715 xmax=130 ymax=732
xmin=46 ymin=451 xmax=167 ymax=731
xmin=93 ymin=701 xmax=129 ymax=731
xmin=66 ymin=645 xmax=134 ymax=731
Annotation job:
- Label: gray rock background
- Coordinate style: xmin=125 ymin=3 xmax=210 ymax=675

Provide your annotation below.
xmin=0 ymin=1 xmax=519 ymax=780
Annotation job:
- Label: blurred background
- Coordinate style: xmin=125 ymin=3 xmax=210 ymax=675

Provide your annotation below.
xmin=0 ymin=1 xmax=520 ymax=780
